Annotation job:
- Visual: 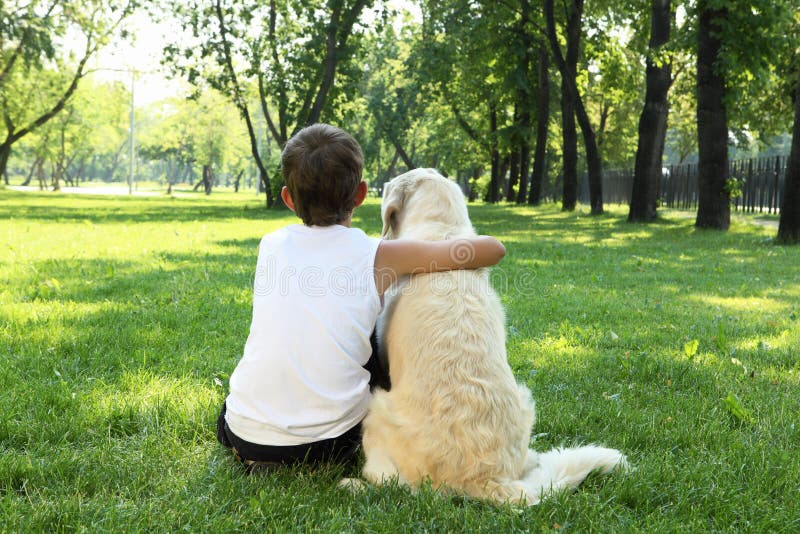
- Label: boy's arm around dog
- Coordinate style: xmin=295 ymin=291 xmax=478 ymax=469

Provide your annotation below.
xmin=373 ymin=236 xmax=505 ymax=295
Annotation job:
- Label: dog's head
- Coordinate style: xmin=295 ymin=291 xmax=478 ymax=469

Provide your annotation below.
xmin=381 ymin=168 xmax=474 ymax=240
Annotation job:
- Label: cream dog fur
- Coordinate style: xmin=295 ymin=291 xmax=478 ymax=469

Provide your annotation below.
xmin=351 ymin=168 xmax=626 ymax=506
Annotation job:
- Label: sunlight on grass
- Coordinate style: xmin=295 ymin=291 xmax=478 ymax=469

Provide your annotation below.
xmin=685 ymin=294 xmax=789 ymax=314
xmin=1 ymin=190 xmax=799 ymax=530
xmin=81 ymin=370 xmax=219 ymax=439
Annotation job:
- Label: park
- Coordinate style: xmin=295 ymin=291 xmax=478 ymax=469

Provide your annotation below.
xmin=2 ymin=0 xmax=800 ymax=531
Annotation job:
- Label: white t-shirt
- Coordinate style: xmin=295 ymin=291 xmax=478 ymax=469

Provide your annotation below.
xmin=225 ymin=224 xmax=382 ymax=446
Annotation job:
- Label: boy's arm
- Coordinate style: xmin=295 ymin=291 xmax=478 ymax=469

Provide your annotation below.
xmin=374 ymin=236 xmax=505 ymax=295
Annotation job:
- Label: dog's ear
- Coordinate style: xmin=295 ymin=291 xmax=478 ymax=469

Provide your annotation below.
xmin=381 ymin=180 xmax=405 ymax=238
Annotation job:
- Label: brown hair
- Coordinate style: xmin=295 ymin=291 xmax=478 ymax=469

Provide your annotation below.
xmin=281 ymin=123 xmax=364 ymax=226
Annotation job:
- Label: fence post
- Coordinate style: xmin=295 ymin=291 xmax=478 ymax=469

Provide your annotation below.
xmin=772 ymin=155 xmax=780 ymax=214
xmin=777 ymin=155 xmax=785 ymax=212
xmin=746 ymin=158 xmax=753 ymax=213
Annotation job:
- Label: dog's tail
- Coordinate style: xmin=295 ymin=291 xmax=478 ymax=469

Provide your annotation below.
xmin=500 ymin=446 xmax=627 ymax=506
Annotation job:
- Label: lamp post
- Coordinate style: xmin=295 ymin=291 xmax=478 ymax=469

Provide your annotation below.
xmin=128 ymin=68 xmax=135 ymax=195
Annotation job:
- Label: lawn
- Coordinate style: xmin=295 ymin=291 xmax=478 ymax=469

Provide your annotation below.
xmin=1 ymin=188 xmax=798 ymax=531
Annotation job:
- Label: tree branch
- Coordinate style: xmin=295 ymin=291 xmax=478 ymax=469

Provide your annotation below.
xmin=213 ymin=0 xmax=272 ymax=203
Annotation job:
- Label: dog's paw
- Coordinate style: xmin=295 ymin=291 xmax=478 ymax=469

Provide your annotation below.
xmin=338 ymin=477 xmax=367 ymax=493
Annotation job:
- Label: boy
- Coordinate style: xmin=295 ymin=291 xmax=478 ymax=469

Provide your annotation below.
xmin=217 ymin=123 xmax=505 ymax=470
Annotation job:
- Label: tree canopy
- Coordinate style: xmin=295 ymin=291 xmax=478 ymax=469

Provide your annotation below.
xmin=3 ymin=0 xmax=800 ymax=238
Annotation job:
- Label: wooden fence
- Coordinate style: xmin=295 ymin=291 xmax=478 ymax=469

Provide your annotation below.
xmin=590 ymin=155 xmax=787 ymax=213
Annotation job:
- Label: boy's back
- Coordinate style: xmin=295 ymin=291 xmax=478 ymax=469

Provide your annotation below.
xmin=225 ymin=223 xmax=381 ymax=446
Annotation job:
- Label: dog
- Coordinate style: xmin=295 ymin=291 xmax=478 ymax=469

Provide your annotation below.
xmin=347 ymin=168 xmax=626 ymax=505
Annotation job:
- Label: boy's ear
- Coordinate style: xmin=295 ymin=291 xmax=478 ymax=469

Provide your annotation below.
xmin=381 ymin=180 xmax=405 ymax=238
xmin=280 ymin=186 xmax=296 ymax=213
xmin=353 ymin=181 xmax=368 ymax=208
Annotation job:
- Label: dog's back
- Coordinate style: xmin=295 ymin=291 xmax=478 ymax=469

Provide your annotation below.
xmin=376 ymin=267 xmax=536 ymax=487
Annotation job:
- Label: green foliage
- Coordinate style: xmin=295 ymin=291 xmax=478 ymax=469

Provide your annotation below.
xmin=683 ymin=339 xmax=699 ymax=358
xmin=722 ymin=391 xmax=753 ymax=424
xmin=10 ymin=77 xmax=132 ymax=184
xmin=136 ymin=90 xmax=253 ymax=189
xmin=0 ymin=0 xmax=137 ymax=184
xmin=684 ymin=0 xmax=800 ymax=142
xmin=7 ymin=0 xmax=800 ymax=195
xmin=163 ymin=0 xmax=373 ymax=146
xmin=1 ymin=190 xmax=799 ymax=529
xmin=582 ymin=25 xmax=644 ymax=168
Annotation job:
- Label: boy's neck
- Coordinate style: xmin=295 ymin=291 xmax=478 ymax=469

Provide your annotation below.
xmin=302 ymin=216 xmax=353 ymax=228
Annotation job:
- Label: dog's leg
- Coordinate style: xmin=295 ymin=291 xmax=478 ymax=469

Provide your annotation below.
xmin=362 ymin=447 xmax=402 ymax=486
xmin=523 ymin=449 xmax=539 ymax=473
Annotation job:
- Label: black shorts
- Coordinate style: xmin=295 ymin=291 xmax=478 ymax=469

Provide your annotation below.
xmin=216 ymin=402 xmax=362 ymax=468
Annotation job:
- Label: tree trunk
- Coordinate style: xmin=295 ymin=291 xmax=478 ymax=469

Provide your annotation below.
xmin=234 ymin=169 xmax=243 ymax=193
xmin=202 ymin=165 xmax=213 ymax=195
xmin=468 ymin=167 xmax=480 ymax=202
xmin=695 ymin=4 xmax=730 ymax=230
xmin=559 ymin=79 xmax=578 ymax=211
xmin=498 ymin=155 xmax=510 ymax=200
xmin=487 ymin=104 xmax=501 ymax=203
xmin=778 ymin=71 xmax=800 ymax=244
xmin=544 ymin=0 xmax=579 ymax=211
xmin=517 ymin=141 xmax=531 ymax=204
xmin=577 ymin=100 xmax=603 ymax=215
xmin=213 ymin=0 xmax=273 ymax=207
xmin=36 ymin=159 xmax=46 ymax=190
xmin=53 ymin=127 xmax=67 ymax=191
xmin=22 ymin=156 xmax=40 ymax=186
xmin=527 ymin=42 xmax=550 ymax=205
xmin=0 ymin=143 xmax=10 ymax=183
xmin=71 ymin=158 xmax=86 ymax=185
xmin=390 ymin=137 xmax=415 ymax=170
xmin=506 ymin=149 xmax=520 ymax=201
xmin=629 ymin=0 xmax=672 ymax=223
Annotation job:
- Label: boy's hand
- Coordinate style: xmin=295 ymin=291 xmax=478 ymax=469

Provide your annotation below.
xmin=374 ymin=236 xmax=505 ymax=295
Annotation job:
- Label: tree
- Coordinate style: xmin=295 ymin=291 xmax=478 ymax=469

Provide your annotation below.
xmin=362 ymin=19 xmax=421 ymax=172
xmin=524 ymin=42 xmax=550 ymax=205
xmin=0 ymin=0 xmax=135 ymax=180
xmin=694 ymin=2 xmax=730 ymax=229
xmin=418 ymin=0 xmax=513 ymax=203
xmin=692 ymin=0 xmax=798 ymax=230
xmin=505 ymin=0 xmax=535 ymax=205
xmin=137 ymin=91 xmax=250 ymax=194
xmin=8 ymin=73 xmax=131 ymax=188
xmin=543 ymin=0 xmax=579 ymax=211
xmin=164 ymin=0 xmax=373 ymax=207
xmin=778 ymin=71 xmax=800 ymax=244
xmin=628 ymin=0 xmax=673 ymax=222
xmin=544 ymin=0 xmax=603 ymax=214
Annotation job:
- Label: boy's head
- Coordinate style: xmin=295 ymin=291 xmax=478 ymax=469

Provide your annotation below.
xmin=281 ymin=123 xmax=364 ymax=226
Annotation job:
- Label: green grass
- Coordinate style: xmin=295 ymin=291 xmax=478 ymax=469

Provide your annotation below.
xmin=1 ymin=189 xmax=799 ymax=531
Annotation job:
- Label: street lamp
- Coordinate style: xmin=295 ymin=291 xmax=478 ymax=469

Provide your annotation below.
xmin=128 ymin=68 xmax=135 ymax=195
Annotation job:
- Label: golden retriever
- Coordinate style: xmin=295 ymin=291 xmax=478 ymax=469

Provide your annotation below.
xmin=350 ymin=168 xmax=626 ymax=505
